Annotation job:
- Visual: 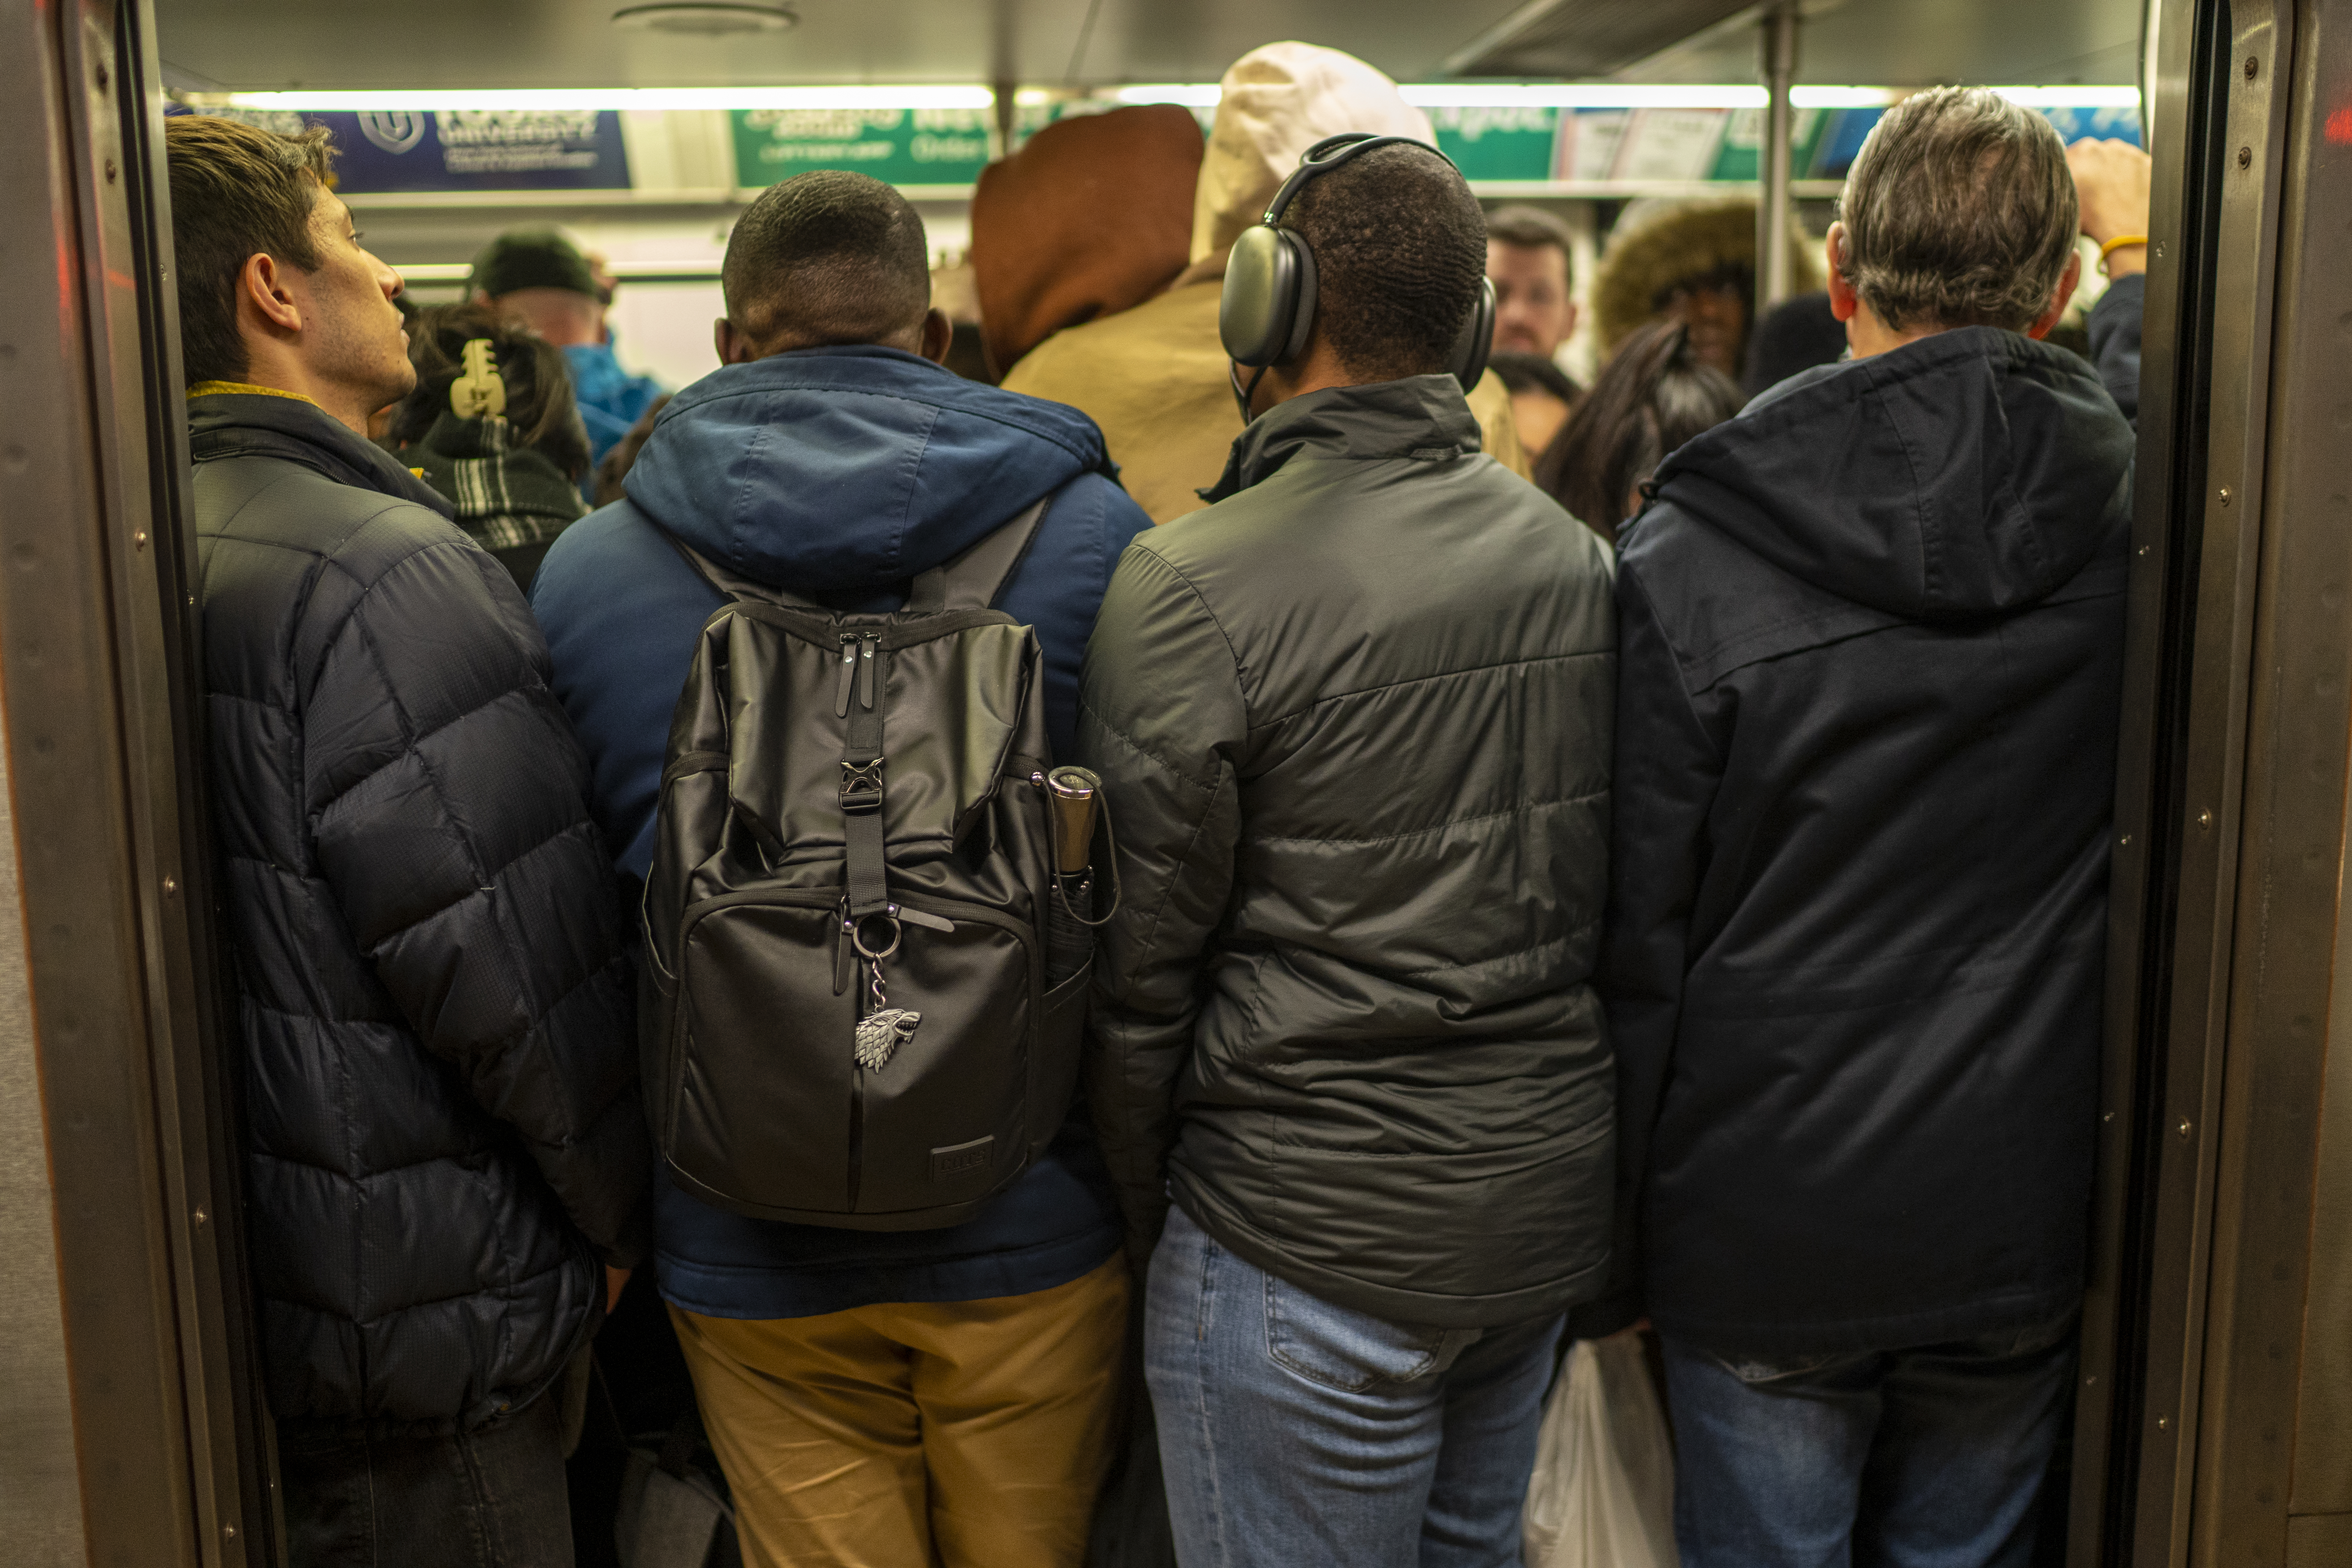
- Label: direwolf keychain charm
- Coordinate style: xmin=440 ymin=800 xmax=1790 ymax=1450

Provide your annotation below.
xmin=854 ymin=936 xmax=920 ymax=1071
xmin=856 ymin=1007 xmax=921 ymax=1070
xmin=850 ymin=912 xmax=919 ymax=1070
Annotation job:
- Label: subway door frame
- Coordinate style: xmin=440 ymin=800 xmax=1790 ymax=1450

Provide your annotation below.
xmin=0 ymin=0 xmax=276 ymax=1563
xmin=2075 ymin=0 xmax=2352 ymax=1562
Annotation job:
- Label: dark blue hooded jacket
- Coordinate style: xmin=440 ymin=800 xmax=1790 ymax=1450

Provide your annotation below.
xmin=531 ymin=345 xmax=1149 ymax=1317
xmin=1596 ymin=284 xmax=2142 ymax=1359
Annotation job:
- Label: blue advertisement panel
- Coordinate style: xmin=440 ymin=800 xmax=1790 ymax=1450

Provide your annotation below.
xmin=166 ymin=106 xmax=632 ymax=192
xmin=1810 ymin=104 xmax=2142 ymax=181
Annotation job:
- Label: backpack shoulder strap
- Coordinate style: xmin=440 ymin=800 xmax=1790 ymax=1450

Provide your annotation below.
xmin=657 ymin=527 xmax=830 ymax=612
xmin=906 ymin=494 xmax=1052 ymax=614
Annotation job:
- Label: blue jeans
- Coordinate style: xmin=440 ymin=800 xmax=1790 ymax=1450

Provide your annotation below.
xmin=1661 ymin=1311 xmax=2078 ymax=1568
xmin=1145 ymin=1204 xmax=1563 ymax=1568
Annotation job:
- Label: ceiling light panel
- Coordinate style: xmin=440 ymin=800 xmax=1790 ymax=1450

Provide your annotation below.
xmin=203 ymin=86 xmax=995 ymax=112
xmin=192 ymin=84 xmax=2139 ymax=115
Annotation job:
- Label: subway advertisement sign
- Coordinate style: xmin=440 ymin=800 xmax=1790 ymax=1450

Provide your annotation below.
xmin=730 ymin=108 xmax=994 ymax=189
xmin=164 ymin=105 xmax=633 ymax=192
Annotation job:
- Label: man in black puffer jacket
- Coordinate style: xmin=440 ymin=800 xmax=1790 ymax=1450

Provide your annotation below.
xmin=1080 ymin=141 xmax=1616 ymax=1565
xmin=1594 ymin=91 xmax=2147 ymax=1566
xmin=168 ymin=116 xmax=648 ymax=1568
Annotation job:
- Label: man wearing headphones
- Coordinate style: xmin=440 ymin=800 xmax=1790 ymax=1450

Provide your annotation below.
xmin=1077 ymin=137 xmax=1619 ymax=1563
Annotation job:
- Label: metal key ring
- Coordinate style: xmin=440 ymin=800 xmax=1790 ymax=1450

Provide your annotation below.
xmin=851 ymin=913 xmax=902 ymax=963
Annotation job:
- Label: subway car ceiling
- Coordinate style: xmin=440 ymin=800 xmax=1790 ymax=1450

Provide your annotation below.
xmin=150 ymin=0 xmax=2150 ymax=397
xmin=155 ymin=0 xmax=2145 ymax=92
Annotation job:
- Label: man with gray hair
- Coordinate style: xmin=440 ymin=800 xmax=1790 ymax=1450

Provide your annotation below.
xmin=1590 ymin=88 xmax=2149 ymax=1563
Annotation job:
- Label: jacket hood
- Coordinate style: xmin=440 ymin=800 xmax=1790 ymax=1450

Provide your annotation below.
xmin=1644 ymin=325 xmax=2134 ymax=620
xmin=972 ymin=104 xmax=1202 ymax=374
xmin=1191 ymin=43 xmax=1434 ymax=263
xmin=188 ymin=391 xmax=457 ymax=518
xmin=1592 ymin=198 xmax=1820 ymax=354
xmin=622 ymin=345 xmax=1111 ymax=589
xmin=1204 ymin=374 xmax=1480 ymax=502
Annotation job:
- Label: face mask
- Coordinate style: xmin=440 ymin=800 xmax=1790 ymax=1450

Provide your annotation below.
xmin=563 ymin=341 xmax=625 ymax=401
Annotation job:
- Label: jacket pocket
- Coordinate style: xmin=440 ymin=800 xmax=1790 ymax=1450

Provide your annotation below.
xmin=1262 ymin=1273 xmax=1473 ymax=1393
xmin=665 ymin=890 xmax=855 ymax=1212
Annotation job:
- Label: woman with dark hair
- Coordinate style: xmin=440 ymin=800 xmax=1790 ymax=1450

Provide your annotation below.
xmin=387 ymin=302 xmax=593 ymax=589
xmin=1537 ymin=318 xmax=1746 ymax=543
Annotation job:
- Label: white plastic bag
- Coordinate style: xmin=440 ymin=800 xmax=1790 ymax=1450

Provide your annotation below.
xmin=1522 ymin=1334 xmax=1679 ymax=1568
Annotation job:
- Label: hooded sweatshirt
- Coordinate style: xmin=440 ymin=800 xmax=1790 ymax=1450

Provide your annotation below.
xmin=970 ymin=104 xmax=1203 ymax=375
xmin=999 ymin=41 xmax=1530 ymax=523
xmin=1597 ymin=308 xmax=2139 ymax=1358
xmin=529 ymin=344 xmax=1149 ymax=1316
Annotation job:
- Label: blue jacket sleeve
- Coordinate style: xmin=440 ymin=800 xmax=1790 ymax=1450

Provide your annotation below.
xmin=2087 ymin=273 xmax=2146 ymax=429
xmin=997 ymin=470 xmax=1154 ymax=761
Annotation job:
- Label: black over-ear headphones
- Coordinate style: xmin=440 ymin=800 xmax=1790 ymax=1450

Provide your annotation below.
xmin=1218 ymin=132 xmax=1498 ymax=422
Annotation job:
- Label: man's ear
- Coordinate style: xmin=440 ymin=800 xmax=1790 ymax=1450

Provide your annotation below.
xmin=2026 ymin=249 xmax=2084 ymax=341
xmin=1824 ymin=224 xmax=1859 ymax=323
xmin=238 ymin=251 xmax=304 ymax=336
xmin=714 ymin=316 xmax=754 ymax=366
xmin=917 ymin=308 xmax=953 ymax=366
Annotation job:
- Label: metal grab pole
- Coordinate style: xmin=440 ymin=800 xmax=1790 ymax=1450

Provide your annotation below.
xmin=1759 ymin=1 xmax=1799 ymax=312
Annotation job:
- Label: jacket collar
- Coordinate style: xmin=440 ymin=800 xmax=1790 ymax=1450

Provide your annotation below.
xmin=1202 ymin=374 xmax=1482 ymax=504
xmin=188 ymin=389 xmax=457 ymax=519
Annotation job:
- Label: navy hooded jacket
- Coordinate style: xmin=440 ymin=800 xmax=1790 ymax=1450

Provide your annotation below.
xmin=1596 ymin=285 xmax=2142 ymax=1359
xmin=530 ymin=345 xmax=1149 ymax=1317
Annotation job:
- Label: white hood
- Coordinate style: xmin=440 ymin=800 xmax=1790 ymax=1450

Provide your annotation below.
xmin=1189 ymin=42 xmax=1436 ymax=264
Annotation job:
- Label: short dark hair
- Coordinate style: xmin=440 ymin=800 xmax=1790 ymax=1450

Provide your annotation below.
xmin=722 ymin=171 xmax=931 ymax=348
xmin=1837 ymin=87 xmax=2079 ymax=333
xmin=1485 ymin=351 xmax=1582 ymax=406
xmin=385 ymin=302 xmax=593 ymax=480
xmin=164 ymin=115 xmax=336 ymax=385
xmin=1284 ymin=143 xmax=1487 ymax=380
xmin=1485 ymin=204 xmax=1576 ymax=272
xmin=1538 ymin=319 xmax=1744 ymax=540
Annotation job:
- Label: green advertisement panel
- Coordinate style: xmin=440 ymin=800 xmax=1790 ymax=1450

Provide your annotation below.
xmin=1706 ymin=106 xmax=1829 ymax=182
xmin=1427 ymin=106 xmax=1560 ymax=183
xmin=731 ymin=107 xmax=993 ymax=189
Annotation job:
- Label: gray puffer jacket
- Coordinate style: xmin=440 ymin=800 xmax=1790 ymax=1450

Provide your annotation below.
xmin=1078 ymin=375 xmax=1617 ymax=1329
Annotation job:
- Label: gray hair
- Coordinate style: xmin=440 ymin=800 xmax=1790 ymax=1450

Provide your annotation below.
xmin=1836 ymin=87 xmax=2079 ymax=333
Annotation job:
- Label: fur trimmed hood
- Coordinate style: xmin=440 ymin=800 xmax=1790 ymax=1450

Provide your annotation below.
xmin=1592 ymin=198 xmax=1821 ymax=354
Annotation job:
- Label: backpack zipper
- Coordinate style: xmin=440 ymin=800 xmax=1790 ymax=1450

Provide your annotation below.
xmin=858 ymin=633 xmax=879 ymax=710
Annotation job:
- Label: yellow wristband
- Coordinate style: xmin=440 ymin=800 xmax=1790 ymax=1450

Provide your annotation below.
xmin=2098 ymin=233 xmax=2149 ymax=270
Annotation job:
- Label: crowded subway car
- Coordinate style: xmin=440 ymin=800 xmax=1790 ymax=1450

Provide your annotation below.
xmin=3 ymin=0 xmax=2350 ymax=1565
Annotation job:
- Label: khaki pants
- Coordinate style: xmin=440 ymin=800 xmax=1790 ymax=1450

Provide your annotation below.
xmin=670 ymin=1255 xmax=1129 ymax=1568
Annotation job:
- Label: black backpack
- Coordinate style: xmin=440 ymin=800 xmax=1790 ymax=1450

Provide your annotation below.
xmin=641 ymin=501 xmax=1094 ymax=1228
